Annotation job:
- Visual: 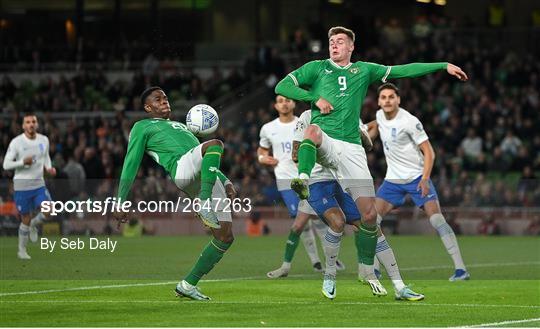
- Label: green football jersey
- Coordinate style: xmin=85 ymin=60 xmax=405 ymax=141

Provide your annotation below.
xmin=117 ymin=118 xmax=199 ymax=201
xmin=287 ymin=59 xmax=388 ymax=144
xmin=276 ymin=59 xmax=447 ymax=144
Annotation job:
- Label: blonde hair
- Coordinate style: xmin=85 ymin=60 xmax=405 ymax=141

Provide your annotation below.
xmin=328 ymin=26 xmax=355 ymax=42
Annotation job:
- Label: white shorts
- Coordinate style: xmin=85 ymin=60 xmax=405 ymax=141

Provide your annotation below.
xmin=298 ymin=199 xmax=317 ymax=216
xmin=173 ymin=144 xmax=232 ymax=222
xmin=316 ymin=129 xmax=375 ymax=199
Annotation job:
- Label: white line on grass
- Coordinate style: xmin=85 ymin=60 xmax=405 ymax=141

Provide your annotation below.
xmin=0 ymin=300 xmax=538 ymax=310
xmin=277 ymin=261 xmax=540 ymax=278
xmin=0 ymin=261 xmax=538 ymax=297
xmin=0 ymin=276 xmax=264 ymax=297
xmin=401 ymin=261 xmax=540 ymax=272
xmin=460 ymin=317 xmax=540 ymax=327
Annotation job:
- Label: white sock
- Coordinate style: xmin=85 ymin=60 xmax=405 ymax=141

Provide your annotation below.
xmin=374 ymin=255 xmax=381 ymax=272
xmin=300 ymin=221 xmax=321 ymax=265
xmin=358 ymin=263 xmax=376 ymax=280
xmin=312 ymin=218 xmax=328 ymax=241
xmin=18 ymin=223 xmax=30 ymax=253
xmin=429 ymin=214 xmax=466 ymax=270
xmin=181 ymin=280 xmax=195 ymax=290
xmin=281 ymin=261 xmax=291 ymax=271
xmin=376 ymin=234 xmax=405 ymax=292
xmin=30 ymin=212 xmax=45 ymax=227
xmin=323 ymin=227 xmax=342 ymax=276
xmin=377 ymin=213 xmax=383 ymax=225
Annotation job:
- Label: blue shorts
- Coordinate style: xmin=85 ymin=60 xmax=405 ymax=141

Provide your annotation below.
xmin=280 ymin=189 xmax=301 ymax=218
xmin=376 ymin=176 xmax=438 ymax=208
xmin=14 ymin=186 xmax=52 ymax=215
xmin=308 ymin=180 xmax=361 ymax=224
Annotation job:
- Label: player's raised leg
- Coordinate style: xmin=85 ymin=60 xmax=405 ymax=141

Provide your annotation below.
xmin=196 ymin=139 xmax=225 ymax=229
xmin=424 ymin=200 xmax=469 ymax=281
xmin=291 ymin=125 xmax=323 ymax=199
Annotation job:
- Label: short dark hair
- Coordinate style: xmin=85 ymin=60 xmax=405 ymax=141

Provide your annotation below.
xmin=377 ymin=83 xmax=400 ymax=96
xmin=22 ymin=113 xmax=37 ymax=122
xmin=328 ymin=26 xmax=355 ymax=42
xmin=140 ymin=86 xmax=163 ymax=107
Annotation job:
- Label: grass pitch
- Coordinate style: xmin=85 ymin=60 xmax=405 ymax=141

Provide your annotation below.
xmin=1 ymin=235 xmax=539 ymax=327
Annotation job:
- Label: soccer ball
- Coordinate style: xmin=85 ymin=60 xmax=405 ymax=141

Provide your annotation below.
xmin=186 ymin=104 xmax=219 ymax=137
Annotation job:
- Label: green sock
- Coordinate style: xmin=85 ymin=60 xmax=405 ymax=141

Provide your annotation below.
xmin=297 ymin=139 xmax=317 ymax=177
xmin=284 ymin=230 xmax=301 ymax=262
xmin=356 ymin=223 xmax=378 ymax=265
xmin=185 ymin=238 xmax=232 ymax=286
xmin=199 ymin=145 xmax=223 ymax=200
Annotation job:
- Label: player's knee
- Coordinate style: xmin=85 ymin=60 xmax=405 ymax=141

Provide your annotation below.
xmin=206 ymin=139 xmax=224 ymax=149
xmin=334 ymin=220 xmax=345 ymax=232
xmin=303 ymin=125 xmax=321 ymax=144
xmin=328 ymin=217 xmax=345 ymax=232
xmin=362 ymin=209 xmax=378 ymax=226
xmin=216 ymin=232 xmax=234 ymax=244
xmin=291 ymin=223 xmax=304 ymax=234
xmin=429 ymin=213 xmax=446 ymax=229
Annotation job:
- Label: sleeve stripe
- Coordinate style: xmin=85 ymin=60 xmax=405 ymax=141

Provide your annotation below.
xmin=381 ymin=66 xmax=392 ymax=82
xmin=288 ymin=73 xmax=299 ymax=86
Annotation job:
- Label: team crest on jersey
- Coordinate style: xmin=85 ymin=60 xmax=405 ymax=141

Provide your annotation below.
xmin=391 ymin=128 xmax=397 ymax=141
xmin=295 ymin=121 xmax=305 ymax=132
xmin=349 ymin=68 xmax=359 ymax=74
xmin=39 ymin=143 xmax=44 ymax=153
xmin=416 ymin=123 xmax=424 ymax=131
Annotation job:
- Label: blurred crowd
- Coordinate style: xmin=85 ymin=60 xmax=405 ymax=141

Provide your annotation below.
xmin=0 ymin=64 xmax=248 ymax=115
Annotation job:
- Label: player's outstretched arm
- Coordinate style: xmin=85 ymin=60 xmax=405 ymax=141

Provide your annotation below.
xmin=388 ymin=62 xmax=468 ymax=81
xmin=117 ymin=124 xmax=147 ymax=203
xmin=417 ymin=140 xmax=436 ymax=197
xmin=446 ymin=63 xmax=468 ymax=81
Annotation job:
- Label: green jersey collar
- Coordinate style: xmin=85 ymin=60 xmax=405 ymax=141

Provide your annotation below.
xmin=328 ymin=59 xmax=353 ymax=70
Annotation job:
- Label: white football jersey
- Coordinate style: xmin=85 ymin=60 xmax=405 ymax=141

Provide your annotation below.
xmin=259 ymin=117 xmax=299 ymax=190
xmin=376 ymin=108 xmax=429 ymax=183
xmin=3 ymin=133 xmax=52 ymax=191
xmin=294 ymin=111 xmax=334 ymax=183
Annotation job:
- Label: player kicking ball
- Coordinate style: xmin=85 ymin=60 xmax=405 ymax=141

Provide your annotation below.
xmin=114 ymin=86 xmax=236 ymax=301
xmin=259 ymin=95 xmax=344 ymax=276
xmin=366 ymin=83 xmax=469 ymax=282
xmin=3 ymin=114 xmax=56 ymax=260
xmin=275 ymin=26 xmax=468 ymax=295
